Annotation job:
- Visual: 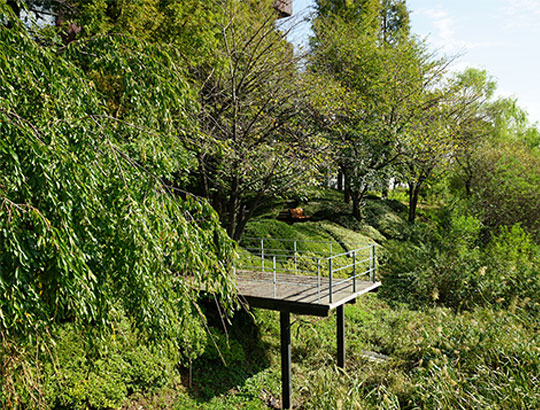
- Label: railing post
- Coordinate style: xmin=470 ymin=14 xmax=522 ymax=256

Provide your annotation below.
xmin=370 ymin=244 xmax=376 ymax=282
xmin=273 ymin=255 xmax=277 ymax=297
xmin=261 ymin=239 xmax=265 ymax=272
xmin=352 ymin=251 xmax=356 ymax=292
xmin=294 ymin=240 xmax=297 ymax=275
xmin=329 ymin=258 xmax=333 ymax=303
xmin=317 ymin=258 xmax=321 ymax=303
xmin=330 ymin=243 xmax=333 ymax=258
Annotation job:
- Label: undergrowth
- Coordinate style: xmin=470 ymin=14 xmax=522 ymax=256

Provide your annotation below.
xmin=3 ymin=194 xmax=539 ymax=409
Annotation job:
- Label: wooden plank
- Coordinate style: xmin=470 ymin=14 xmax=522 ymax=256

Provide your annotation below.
xmin=236 ymin=270 xmax=380 ymax=316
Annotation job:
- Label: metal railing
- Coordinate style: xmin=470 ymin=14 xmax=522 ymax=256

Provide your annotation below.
xmin=235 ymin=238 xmax=378 ymax=303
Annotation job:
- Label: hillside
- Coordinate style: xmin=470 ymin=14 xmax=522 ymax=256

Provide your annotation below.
xmin=6 ymin=189 xmax=536 ymax=409
xmin=2 ymin=1 xmax=539 ymax=409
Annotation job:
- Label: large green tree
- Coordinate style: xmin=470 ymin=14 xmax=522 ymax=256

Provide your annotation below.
xmin=450 ymin=68 xmax=498 ymax=196
xmin=187 ymin=0 xmax=319 ymax=240
xmin=310 ymin=0 xmax=450 ymax=220
xmin=16 ymin=0 xmax=320 ymax=241
xmin=0 ymin=3 xmax=236 ymax=349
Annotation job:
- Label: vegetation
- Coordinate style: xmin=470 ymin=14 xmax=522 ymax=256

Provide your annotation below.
xmin=1 ymin=0 xmax=539 ymax=409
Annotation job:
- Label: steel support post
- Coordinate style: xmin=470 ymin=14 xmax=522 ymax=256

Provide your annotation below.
xmin=337 ymin=305 xmax=345 ymax=368
xmin=280 ymin=311 xmax=292 ymax=409
xmin=261 ymin=239 xmax=265 ymax=272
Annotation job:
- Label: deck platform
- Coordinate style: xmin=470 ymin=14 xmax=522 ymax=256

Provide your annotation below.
xmin=236 ymin=270 xmax=381 ymax=316
xmin=232 ymin=238 xmax=380 ymax=409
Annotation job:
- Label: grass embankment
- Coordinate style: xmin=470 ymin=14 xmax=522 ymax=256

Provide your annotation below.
xmin=175 ymin=189 xmax=539 ymax=409
xmin=5 ymin=189 xmax=538 ymax=409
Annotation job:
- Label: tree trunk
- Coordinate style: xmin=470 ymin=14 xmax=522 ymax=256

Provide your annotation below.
xmin=226 ymin=178 xmax=239 ymax=238
xmin=344 ymin=172 xmax=351 ymax=204
xmin=351 ymin=190 xmax=363 ymax=220
xmin=464 ymin=178 xmax=472 ymax=197
xmin=337 ymin=170 xmax=343 ymax=191
xmin=408 ymin=182 xmax=421 ymax=223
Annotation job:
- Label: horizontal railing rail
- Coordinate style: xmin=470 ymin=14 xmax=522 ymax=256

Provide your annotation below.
xmin=235 ymin=238 xmax=378 ymax=303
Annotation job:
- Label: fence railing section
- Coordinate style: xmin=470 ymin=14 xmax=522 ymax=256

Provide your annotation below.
xmin=235 ymin=238 xmax=378 ymax=303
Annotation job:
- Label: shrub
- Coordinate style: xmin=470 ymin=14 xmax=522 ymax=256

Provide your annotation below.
xmin=380 ymin=213 xmax=484 ymax=309
xmin=380 ymin=209 xmax=540 ymax=312
xmin=480 ymin=224 xmax=540 ymax=316
xmin=470 ymin=141 xmax=540 ymax=235
xmin=0 ymin=316 xmax=182 ymax=409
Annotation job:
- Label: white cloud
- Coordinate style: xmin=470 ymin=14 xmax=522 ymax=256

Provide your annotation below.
xmin=419 ymin=7 xmax=510 ymax=54
xmin=422 ymin=7 xmax=461 ymax=51
xmin=502 ymin=0 xmax=540 ymax=31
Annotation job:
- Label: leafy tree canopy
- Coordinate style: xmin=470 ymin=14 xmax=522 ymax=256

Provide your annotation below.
xmin=0 ymin=4 xmax=236 ymax=349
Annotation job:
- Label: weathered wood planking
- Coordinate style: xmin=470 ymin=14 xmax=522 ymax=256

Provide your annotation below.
xmin=236 ymin=270 xmax=381 ymax=316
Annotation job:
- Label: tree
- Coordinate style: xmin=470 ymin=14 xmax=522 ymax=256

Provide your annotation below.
xmin=450 ymin=68 xmax=497 ymax=196
xmin=315 ymin=0 xmax=410 ymax=43
xmin=187 ymin=0 xmax=318 ymax=240
xmin=400 ymin=95 xmax=455 ymax=223
xmin=310 ymin=0 xmax=451 ymax=220
xmin=400 ymin=68 xmax=501 ymax=222
xmin=0 ymin=4 xmax=237 ymax=350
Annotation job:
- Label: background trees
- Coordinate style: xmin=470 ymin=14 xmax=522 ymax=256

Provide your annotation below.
xmin=187 ymin=0 xmax=319 ymax=240
xmin=309 ymin=0 xmax=453 ymax=221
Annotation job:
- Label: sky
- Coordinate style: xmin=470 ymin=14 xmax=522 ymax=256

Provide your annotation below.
xmin=287 ymin=0 xmax=540 ymax=125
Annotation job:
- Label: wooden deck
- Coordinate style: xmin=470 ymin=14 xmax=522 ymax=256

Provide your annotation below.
xmin=236 ymin=270 xmax=381 ymax=316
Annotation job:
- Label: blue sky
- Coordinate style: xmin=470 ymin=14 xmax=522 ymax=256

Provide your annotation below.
xmin=288 ymin=0 xmax=540 ymax=124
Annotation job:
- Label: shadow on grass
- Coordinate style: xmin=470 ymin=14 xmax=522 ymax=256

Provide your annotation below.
xmin=185 ymin=302 xmax=273 ymax=403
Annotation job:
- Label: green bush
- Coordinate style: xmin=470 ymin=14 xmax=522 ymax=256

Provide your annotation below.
xmin=380 ymin=213 xmax=483 ymax=309
xmin=481 ymin=224 xmax=540 ymax=316
xmin=364 ymin=199 xmax=410 ymax=240
xmin=1 ymin=317 xmax=182 ymax=409
xmin=470 ymin=141 xmax=540 ymax=235
xmin=380 ymin=210 xmax=540 ymax=313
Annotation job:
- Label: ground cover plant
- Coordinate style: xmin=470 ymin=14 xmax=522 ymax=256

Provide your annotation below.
xmin=1 ymin=0 xmax=539 ymax=409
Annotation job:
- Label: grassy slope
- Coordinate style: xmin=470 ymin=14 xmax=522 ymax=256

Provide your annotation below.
xmin=12 ymin=189 xmax=536 ymax=409
xmin=176 ymin=296 xmax=537 ymax=410
xmin=167 ymin=189 xmax=538 ymax=409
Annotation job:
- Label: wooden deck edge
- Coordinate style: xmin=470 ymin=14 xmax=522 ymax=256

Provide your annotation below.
xmin=239 ymin=295 xmax=331 ymax=316
xmin=328 ymin=281 xmax=381 ymax=310
xmin=238 ymin=281 xmax=382 ymax=316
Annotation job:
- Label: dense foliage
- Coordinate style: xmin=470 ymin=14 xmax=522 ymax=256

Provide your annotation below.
xmin=0 ymin=1 xmax=235 ymax=354
xmin=1 ymin=0 xmax=540 ymax=408
xmin=381 ymin=211 xmax=540 ymax=314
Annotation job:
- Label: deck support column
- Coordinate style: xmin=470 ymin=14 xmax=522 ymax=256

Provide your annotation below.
xmin=337 ymin=305 xmax=345 ymax=368
xmin=280 ymin=311 xmax=291 ymax=409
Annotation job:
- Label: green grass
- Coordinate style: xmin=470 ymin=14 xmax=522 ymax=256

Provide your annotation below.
xmin=4 ymin=190 xmax=539 ymax=409
xmin=173 ymin=295 xmax=539 ymax=409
